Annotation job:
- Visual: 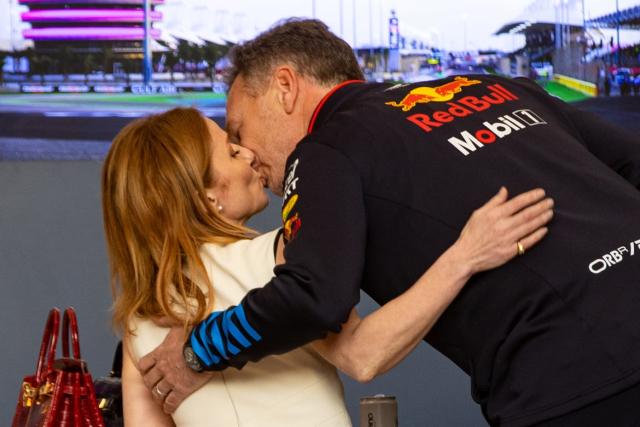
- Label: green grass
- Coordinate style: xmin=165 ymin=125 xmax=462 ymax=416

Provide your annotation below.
xmin=0 ymin=91 xmax=228 ymax=108
xmin=94 ymin=92 xmax=226 ymax=104
xmin=538 ymin=80 xmax=590 ymax=103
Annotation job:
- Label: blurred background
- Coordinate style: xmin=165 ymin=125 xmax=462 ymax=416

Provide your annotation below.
xmin=1 ymin=0 xmax=639 ymax=425
xmin=1 ymin=0 xmax=639 ymax=158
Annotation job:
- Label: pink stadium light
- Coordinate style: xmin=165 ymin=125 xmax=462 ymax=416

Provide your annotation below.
xmin=23 ymin=27 xmax=162 ymax=41
xmin=22 ymin=9 xmax=162 ymax=22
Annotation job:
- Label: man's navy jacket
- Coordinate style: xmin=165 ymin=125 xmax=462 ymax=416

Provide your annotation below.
xmin=190 ymin=75 xmax=640 ymax=426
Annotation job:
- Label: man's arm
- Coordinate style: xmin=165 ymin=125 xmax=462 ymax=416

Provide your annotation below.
xmin=561 ymin=106 xmax=640 ymax=189
xmin=312 ymin=187 xmax=552 ymax=382
xmin=190 ymin=141 xmax=367 ymax=370
xmin=515 ymin=77 xmax=640 ymax=189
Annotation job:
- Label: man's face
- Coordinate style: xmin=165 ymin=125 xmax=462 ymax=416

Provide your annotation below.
xmin=226 ymin=75 xmax=304 ymax=196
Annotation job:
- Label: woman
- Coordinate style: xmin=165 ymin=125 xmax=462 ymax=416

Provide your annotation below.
xmin=102 ymin=107 xmax=553 ymax=426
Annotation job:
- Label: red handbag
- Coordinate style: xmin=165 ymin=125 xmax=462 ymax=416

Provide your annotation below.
xmin=12 ymin=307 xmax=105 ymax=427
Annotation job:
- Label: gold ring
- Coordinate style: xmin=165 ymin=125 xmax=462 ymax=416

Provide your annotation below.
xmin=155 ymin=384 xmax=168 ymax=397
xmin=517 ymin=241 xmax=525 ymax=256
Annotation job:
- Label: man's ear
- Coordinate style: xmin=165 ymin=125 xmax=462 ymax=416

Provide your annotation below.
xmin=273 ymin=65 xmax=299 ymax=115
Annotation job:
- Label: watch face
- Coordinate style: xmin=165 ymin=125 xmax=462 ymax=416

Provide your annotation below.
xmin=184 ymin=346 xmax=203 ymax=372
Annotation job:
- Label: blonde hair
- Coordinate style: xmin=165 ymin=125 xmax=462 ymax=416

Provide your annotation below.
xmin=102 ymin=107 xmax=254 ymax=334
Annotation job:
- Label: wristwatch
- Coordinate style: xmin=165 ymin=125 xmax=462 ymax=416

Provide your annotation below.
xmin=183 ymin=341 xmax=204 ymax=372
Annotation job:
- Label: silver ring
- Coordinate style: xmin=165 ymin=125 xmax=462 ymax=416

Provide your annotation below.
xmin=155 ymin=384 xmax=168 ymax=397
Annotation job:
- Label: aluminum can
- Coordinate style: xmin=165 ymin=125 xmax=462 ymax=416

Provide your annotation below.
xmin=359 ymin=394 xmax=398 ymax=427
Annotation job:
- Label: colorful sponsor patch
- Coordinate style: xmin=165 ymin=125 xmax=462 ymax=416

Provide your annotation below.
xmin=385 ymin=76 xmax=482 ymax=112
xmin=282 ymin=194 xmax=302 ymax=241
xmin=282 ymin=194 xmax=298 ymax=222
xmin=284 ymin=213 xmax=302 ymax=242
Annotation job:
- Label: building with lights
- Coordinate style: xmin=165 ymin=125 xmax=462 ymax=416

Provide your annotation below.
xmin=19 ymin=0 xmax=164 ymax=62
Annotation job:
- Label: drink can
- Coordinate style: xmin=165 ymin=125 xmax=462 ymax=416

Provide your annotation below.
xmin=359 ymin=394 xmax=398 ymax=427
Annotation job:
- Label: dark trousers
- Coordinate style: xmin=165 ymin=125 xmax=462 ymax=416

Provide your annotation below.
xmin=533 ymin=382 xmax=640 ymax=427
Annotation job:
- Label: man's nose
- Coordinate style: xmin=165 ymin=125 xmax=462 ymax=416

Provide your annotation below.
xmin=232 ymin=143 xmax=259 ymax=168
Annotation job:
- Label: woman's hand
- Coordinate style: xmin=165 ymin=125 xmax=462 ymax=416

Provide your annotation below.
xmin=449 ymin=187 xmax=553 ymax=277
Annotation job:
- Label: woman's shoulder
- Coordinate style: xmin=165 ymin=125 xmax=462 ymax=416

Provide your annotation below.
xmin=200 ymin=228 xmax=280 ymax=271
xmin=197 ymin=229 xmax=281 ymax=302
xmin=125 ymin=316 xmax=169 ymax=363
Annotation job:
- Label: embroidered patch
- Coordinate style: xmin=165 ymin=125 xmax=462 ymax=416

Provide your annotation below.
xmin=282 ymin=194 xmax=302 ymax=241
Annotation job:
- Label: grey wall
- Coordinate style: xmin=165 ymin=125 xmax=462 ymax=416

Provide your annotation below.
xmin=0 ymin=161 xmax=486 ymax=426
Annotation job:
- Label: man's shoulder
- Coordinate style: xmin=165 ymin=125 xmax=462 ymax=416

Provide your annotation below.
xmin=294 ymin=118 xmax=377 ymax=169
xmin=293 ymin=75 xmax=553 ymax=160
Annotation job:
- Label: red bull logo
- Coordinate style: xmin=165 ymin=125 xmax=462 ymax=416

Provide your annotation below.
xmin=404 ymin=83 xmax=519 ymax=134
xmin=385 ymin=77 xmax=482 ymax=112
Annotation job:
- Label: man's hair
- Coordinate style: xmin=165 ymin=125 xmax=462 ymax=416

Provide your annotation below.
xmin=227 ymin=18 xmax=363 ymax=92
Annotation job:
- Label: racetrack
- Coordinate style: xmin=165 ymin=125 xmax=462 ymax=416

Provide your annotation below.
xmin=0 ymin=92 xmax=638 ymax=160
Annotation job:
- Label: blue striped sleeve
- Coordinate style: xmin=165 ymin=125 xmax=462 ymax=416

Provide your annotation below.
xmin=189 ymin=304 xmax=262 ymax=370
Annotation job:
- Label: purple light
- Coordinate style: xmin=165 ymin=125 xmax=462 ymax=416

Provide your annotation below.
xmin=20 ymin=0 xmax=164 ymax=4
xmin=22 ymin=9 xmax=162 ymax=23
xmin=23 ymin=27 xmax=161 ymax=41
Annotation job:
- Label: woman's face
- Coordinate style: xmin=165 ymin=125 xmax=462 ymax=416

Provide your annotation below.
xmin=205 ymin=118 xmax=269 ymax=225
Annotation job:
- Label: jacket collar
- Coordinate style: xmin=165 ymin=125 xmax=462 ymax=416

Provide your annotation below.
xmin=306 ymin=80 xmax=365 ymax=135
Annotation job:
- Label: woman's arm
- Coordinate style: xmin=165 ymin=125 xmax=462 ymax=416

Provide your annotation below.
xmin=122 ymin=338 xmax=176 ymax=426
xmin=312 ymin=249 xmax=472 ymax=382
xmin=307 ymin=187 xmax=553 ymax=382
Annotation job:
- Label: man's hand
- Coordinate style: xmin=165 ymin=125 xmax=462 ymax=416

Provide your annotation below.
xmin=138 ymin=325 xmax=214 ymax=414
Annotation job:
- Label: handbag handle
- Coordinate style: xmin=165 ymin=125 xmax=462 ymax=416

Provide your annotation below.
xmin=35 ymin=308 xmax=61 ymax=384
xmin=62 ymin=307 xmax=82 ymax=360
xmin=111 ymin=341 xmax=123 ymax=377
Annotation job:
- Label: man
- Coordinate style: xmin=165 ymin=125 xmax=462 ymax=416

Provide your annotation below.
xmin=140 ymin=19 xmax=640 ymax=425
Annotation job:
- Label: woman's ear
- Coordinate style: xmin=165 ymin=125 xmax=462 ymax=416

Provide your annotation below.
xmin=205 ymin=188 xmax=216 ymax=203
xmin=205 ymin=189 xmax=223 ymax=213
